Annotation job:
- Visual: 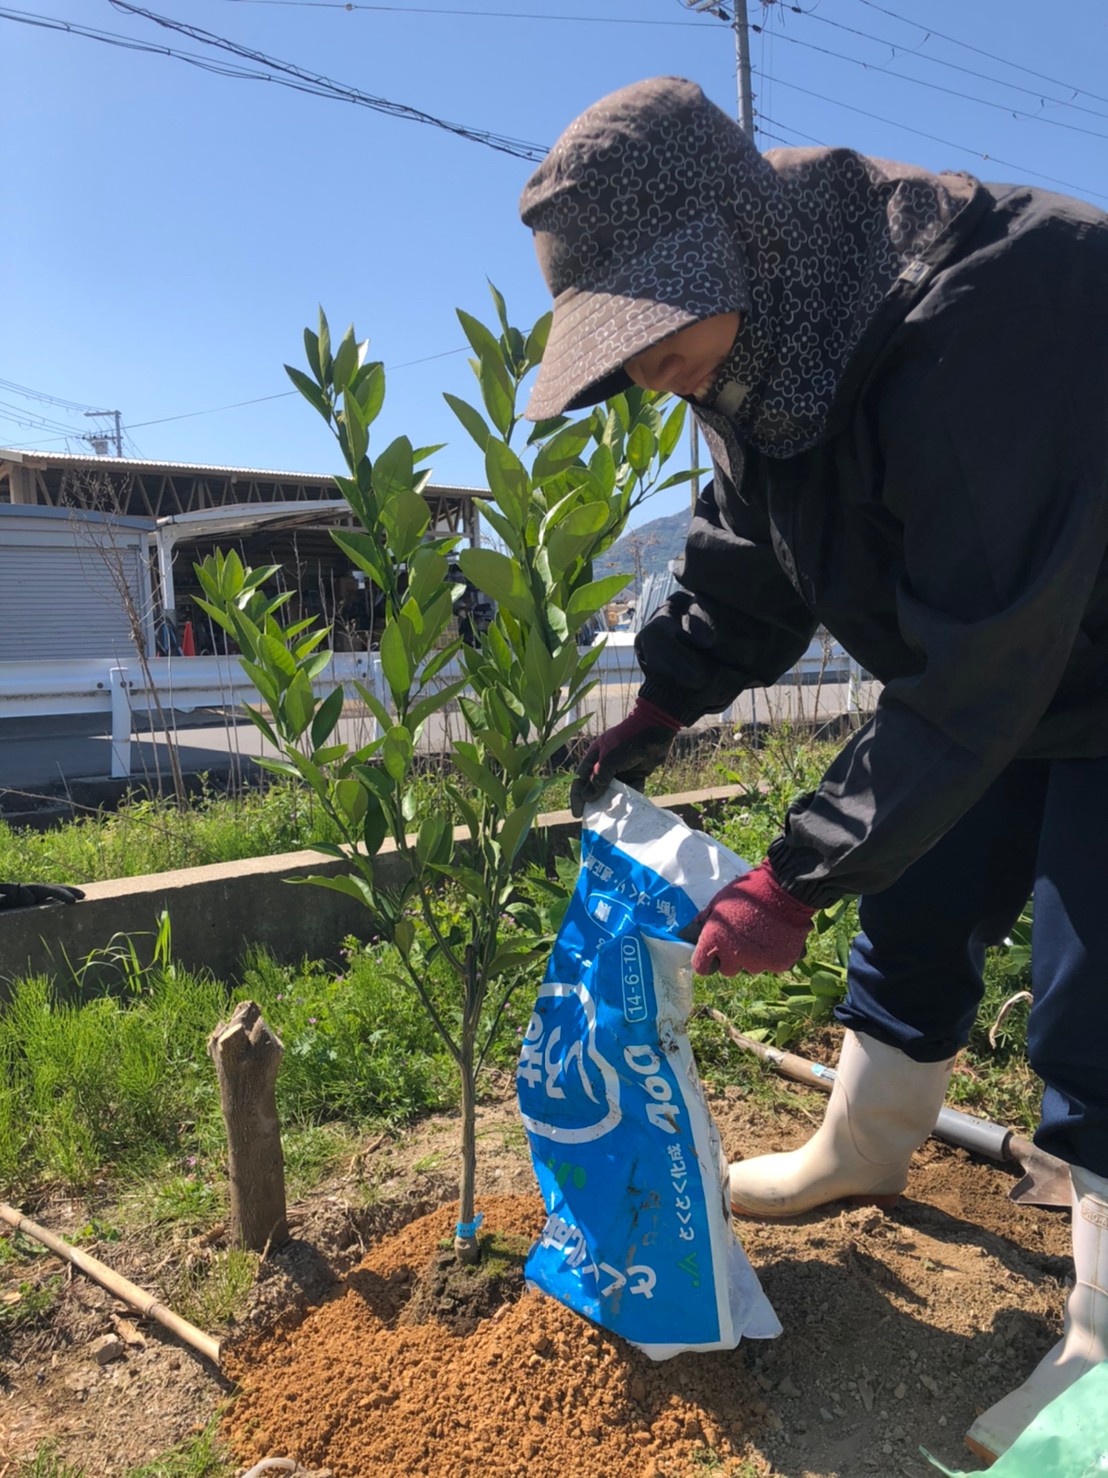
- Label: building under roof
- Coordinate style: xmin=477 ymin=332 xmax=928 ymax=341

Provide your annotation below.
xmin=0 ymin=449 xmax=489 ymax=657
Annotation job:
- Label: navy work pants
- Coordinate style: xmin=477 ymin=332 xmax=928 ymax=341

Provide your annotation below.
xmin=836 ymin=755 xmax=1108 ymax=1178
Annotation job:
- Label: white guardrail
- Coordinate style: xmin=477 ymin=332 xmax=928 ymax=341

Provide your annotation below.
xmin=0 ymin=636 xmax=862 ymax=780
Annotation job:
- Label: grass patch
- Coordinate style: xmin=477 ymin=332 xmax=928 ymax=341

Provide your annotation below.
xmin=14 ymin=1423 xmax=238 ymax=1478
xmin=124 ymin=1423 xmax=236 ymax=1478
xmin=13 ymin=1448 xmax=88 ymax=1478
xmin=173 ymin=1249 xmax=259 ymax=1329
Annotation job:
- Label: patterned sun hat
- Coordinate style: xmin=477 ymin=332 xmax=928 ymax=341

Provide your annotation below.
xmin=520 ymin=78 xmax=752 ymax=421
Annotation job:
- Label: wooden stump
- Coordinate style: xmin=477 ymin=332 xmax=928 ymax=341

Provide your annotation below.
xmin=208 ymin=1000 xmax=289 ymax=1251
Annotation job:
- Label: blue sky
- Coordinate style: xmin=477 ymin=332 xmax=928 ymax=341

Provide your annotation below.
xmin=3 ymin=0 xmax=1108 ymax=529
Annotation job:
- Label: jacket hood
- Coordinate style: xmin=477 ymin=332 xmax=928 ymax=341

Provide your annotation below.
xmin=521 ymin=77 xmax=979 ymax=453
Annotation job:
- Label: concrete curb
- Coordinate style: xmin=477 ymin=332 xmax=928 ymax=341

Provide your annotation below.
xmin=0 ymin=785 xmax=746 ymax=996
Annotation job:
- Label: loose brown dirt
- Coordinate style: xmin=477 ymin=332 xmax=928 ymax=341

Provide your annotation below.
xmin=0 ymin=1073 xmax=1073 ymax=1477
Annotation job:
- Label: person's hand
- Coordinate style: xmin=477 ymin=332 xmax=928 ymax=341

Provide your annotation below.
xmin=570 ymin=699 xmax=682 ymax=818
xmin=0 ymin=882 xmax=85 ymax=911
xmin=684 ymin=861 xmax=815 ymax=976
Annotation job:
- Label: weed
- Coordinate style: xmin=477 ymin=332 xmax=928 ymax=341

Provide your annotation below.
xmin=123 ymin=1422 xmax=236 ymax=1477
xmin=146 ymin=1175 xmax=223 ymax=1231
xmin=174 ymin=1249 xmax=258 ymax=1329
xmin=14 ymin=1446 xmax=86 ymax=1478
xmin=281 ymin=1121 xmax=363 ymax=1198
xmin=0 ymin=1275 xmax=62 ymax=1331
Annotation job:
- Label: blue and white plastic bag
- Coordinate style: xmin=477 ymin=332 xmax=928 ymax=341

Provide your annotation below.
xmin=517 ymin=783 xmax=781 ymax=1359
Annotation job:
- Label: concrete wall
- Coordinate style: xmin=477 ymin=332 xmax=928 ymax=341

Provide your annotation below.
xmin=0 ymin=786 xmax=744 ymax=998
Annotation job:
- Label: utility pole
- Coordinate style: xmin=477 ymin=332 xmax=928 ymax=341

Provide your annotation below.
xmin=83 ymin=409 xmax=123 ymax=458
xmin=682 ymin=0 xmax=758 ymax=513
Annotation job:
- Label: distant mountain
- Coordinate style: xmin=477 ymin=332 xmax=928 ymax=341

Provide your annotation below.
xmin=594 ymin=507 xmax=691 ymax=596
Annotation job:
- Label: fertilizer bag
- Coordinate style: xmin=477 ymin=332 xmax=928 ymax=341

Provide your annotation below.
xmin=517 ymin=783 xmax=780 ymax=1359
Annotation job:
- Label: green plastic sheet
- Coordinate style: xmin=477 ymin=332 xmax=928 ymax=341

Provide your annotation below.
xmin=924 ymin=1363 xmax=1108 ymax=1476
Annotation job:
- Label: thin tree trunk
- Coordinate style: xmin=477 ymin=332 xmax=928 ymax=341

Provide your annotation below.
xmin=208 ymin=1000 xmax=289 ymax=1251
xmin=454 ymin=1022 xmax=480 ymax=1266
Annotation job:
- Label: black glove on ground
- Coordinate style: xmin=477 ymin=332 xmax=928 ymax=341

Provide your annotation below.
xmin=570 ymin=698 xmax=682 ymax=819
xmin=0 ymin=882 xmax=86 ymax=910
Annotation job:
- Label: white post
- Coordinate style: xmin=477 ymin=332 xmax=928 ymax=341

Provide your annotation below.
xmin=368 ymin=655 xmax=387 ymax=744
xmin=154 ymin=529 xmax=177 ymax=631
xmin=109 ymin=666 xmax=132 ymax=778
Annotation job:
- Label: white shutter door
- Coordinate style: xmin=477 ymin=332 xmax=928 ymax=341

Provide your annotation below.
xmin=0 ymin=543 xmax=141 ymax=660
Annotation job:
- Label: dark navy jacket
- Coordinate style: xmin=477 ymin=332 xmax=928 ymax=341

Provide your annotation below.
xmin=636 ymin=184 xmax=1108 ymax=905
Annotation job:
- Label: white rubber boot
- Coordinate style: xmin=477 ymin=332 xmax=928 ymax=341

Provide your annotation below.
xmin=965 ymin=1164 xmax=1107 ymax=1464
xmin=729 ymin=1030 xmax=954 ymax=1218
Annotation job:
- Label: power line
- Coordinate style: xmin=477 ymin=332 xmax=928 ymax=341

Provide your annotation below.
xmin=0 ymin=4 xmax=549 ymax=160
xmin=107 ymin=0 xmax=549 ymax=157
xmin=1 ymin=346 xmax=471 ymax=451
xmin=853 ymin=0 xmax=1108 ymax=110
xmin=223 ymin=0 xmax=703 ymax=21
xmin=750 ymin=65 xmax=1108 ymax=203
xmin=756 ymin=110 xmax=829 ymax=148
xmin=0 ymin=376 xmax=105 ymax=414
xmin=804 ymin=9 xmax=1108 ymax=125
xmin=760 ymin=22 xmax=1108 ymax=144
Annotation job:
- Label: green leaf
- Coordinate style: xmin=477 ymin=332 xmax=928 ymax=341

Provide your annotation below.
xmin=284 ymin=365 xmax=331 ymax=423
xmin=256 ymin=632 xmax=298 ymax=683
xmin=364 ymin=798 xmax=390 ymax=857
xmin=627 ymin=422 xmax=656 ymax=475
xmin=658 ymin=398 xmax=688 ymax=459
xmin=334 ymin=775 xmax=368 ymax=829
xmin=655 ymin=468 xmax=701 ymax=493
xmin=242 ymin=702 xmax=279 ymax=748
xmin=282 ymin=669 xmax=317 ymax=737
xmin=488 ymin=943 xmax=546 ymax=976
xmin=523 ymin=311 xmax=552 ymax=369
xmin=352 ymin=360 xmax=385 ymax=426
xmin=332 ymin=529 xmax=385 ymax=588
xmin=565 ymin=574 xmax=634 ymax=631
xmin=459 ymin=547 xmax=534 ymax=623
xmin=381 ymin=724 xmax=413 ymax=783
xmin=443 ymin=392 xmax=490 ymax=454
xmin=415 ymin=814 xmax=448 ymax=866
xmin=487 ymin=280 xmax=511 ymax=339
xmin=532 ymin=422 xmax=592 ymax=485
xmin=371 ymin=436 xmax=415 ymax=502
xmin=353 ymin=680 xmax=391 ymax=732
xmin=452 ymin=743 xmax=508 ymax=809
xmin=444 ymin=780 xmax=481 ymax=842
xmin=379 ymin=620 xmax=411 ymax=696
xmin=383 ymin=488 xmax=431 ymax=563
xmin=239 ymin=660 xmax=281 ymax=713
xmin=497 ymin=801 xmax=538 ymax=867
xmin=588 ymin=441 xmax=617 ymax=496
xmin=342 ymin=388 xmax=368 ymax=467
xmin=317 ymin=309 xmax=333 ymax=382
xmin=420 ymin=640 xmax=463 ymax=684
xmin=332 ymin=324 xmax=360 ymax=389
xmin=483 ymin=440 xmax=530 ymax=526
xmin=303 ymin=326 xmax=323 ymax=384
xmin=299 ymin=873 xmax=375 ymax=909
xmin=457 ymin=307 xmax=504 ymax=369
xmin=311 ymin=686 xmax=344 ymax=751
xmin=479 ymin=355 xmax=515 ymax=438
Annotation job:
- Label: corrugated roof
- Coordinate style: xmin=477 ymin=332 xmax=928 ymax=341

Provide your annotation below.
xmin=0 ymin=447 xmax=487 ymax=496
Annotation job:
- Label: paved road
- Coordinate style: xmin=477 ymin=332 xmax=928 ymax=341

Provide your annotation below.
xmin=0 ymin=676 xmax=879 ymax=812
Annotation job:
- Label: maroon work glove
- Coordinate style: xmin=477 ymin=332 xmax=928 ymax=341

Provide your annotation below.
xmin=687 ymin=861 xmax=816 ymax=977
xmin=570 ymin=698 xmax=682 ymax=819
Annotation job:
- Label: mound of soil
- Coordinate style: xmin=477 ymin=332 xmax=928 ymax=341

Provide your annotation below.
xmin=0 ymin=1081 xmax=1074 ymax=1477
xmin=221 ymin=1096 xmax=1073 ymax=1478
